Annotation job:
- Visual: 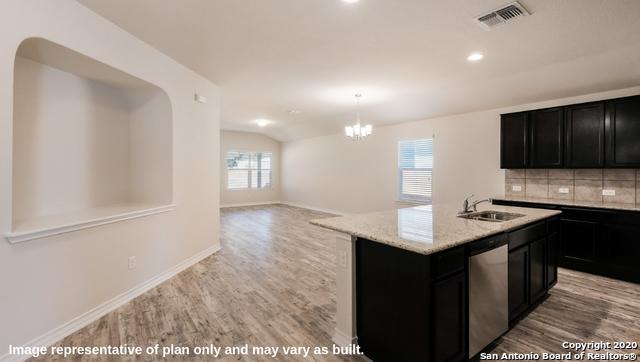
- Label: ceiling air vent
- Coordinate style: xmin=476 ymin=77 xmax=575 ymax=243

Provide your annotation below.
xmin=475 ymin=1 xmax=530 ymax=30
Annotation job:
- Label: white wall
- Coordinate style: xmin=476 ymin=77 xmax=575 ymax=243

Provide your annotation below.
xmin=220 ymin=130 xmax=281 ymax=206
xmin=129 ymin=87 xmax=173 ymax=205
xmin=13 ymin=56 xmax=134 ymax=223
xmin=282 ymin=86 xmax=640 ymax=215
xmin=0 ymin=0 xmax=219 ymax=356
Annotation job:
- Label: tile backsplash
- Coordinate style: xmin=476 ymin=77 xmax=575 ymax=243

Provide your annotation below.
xmin=505 ymin=169 xmax=640 ymax=204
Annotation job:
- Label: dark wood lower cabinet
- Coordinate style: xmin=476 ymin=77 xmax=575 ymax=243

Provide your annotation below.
xmin=600 ymin=223 xmax=640 ymax=282
xmin=506 ymin=218 xmax=560 ymax=323
xmin=529 ymin=238 xmax=547 ymax=302
xmin=560 ymin=218 xmax=598 ymax=266
xmin=355 ymin=238 xmax=431 ymax=362
xmin=433 ymin=272 xmax=466 ymax=362
xmin=508 ymin=245 xmax=529 ymax=320
xmin=493 ymin=199 xmax=640 ymax=284
xmin=356 ymin=217 xmax=559 ymax=361
xmin=547 ymin=233 xmax=559 ymax=288
xmin=356 ymin=238 xmax=466 ymax=362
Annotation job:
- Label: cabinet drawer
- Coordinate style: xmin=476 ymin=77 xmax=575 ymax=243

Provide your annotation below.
xmin=509 ymin=222 xmax=546 ymax=251
xmin=433 ymin=247 xmax=465 ymax=279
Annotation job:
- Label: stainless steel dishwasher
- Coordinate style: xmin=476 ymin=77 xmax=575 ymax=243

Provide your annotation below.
xmin=468 ymin=235 xmax=509 ymax=357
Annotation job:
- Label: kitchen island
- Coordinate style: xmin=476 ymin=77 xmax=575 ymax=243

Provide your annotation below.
xmin=311 ymin=203 xmax=561 ymax=362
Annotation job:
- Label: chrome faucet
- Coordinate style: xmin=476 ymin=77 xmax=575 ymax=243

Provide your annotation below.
xmin=460 ymin=194 xmax=492 ymax=214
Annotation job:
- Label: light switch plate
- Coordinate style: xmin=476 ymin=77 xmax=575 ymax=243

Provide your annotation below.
xmin=194 ymin=93 xmax=207 ymax=104
xmin=512 ymin=185 xmax=522 ymax=192
xmin=602 ymin=189 xmax=616 ymax=196
xmin=338 ymin=251 xmax=348 ymax=268
xmin=558 ymin=187 xmax=570 ymax=194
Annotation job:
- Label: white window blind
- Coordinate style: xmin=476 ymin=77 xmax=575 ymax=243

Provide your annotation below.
xmin=226 ymin=151 xmax=272 ymax=189
xmin=398 ymin=139 xmax=433 ymax=203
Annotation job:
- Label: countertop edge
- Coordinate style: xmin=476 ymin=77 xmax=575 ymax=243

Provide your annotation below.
xmin=492 ymin=196 xmax=640 ymax=212
xmin=310 ymin=210 xmax=561 ymax=256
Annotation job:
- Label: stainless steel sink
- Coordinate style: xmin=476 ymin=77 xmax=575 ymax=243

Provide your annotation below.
xmin=458 ymin=211 xmax=525 ymax=222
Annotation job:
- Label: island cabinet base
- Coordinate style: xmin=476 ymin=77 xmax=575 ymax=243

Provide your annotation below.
xmin=355 ymin=217 xmax=560 ymax=362
xmin=507 ymin=218 xmax=560 ymax=325
xmin=355 ymin=238 xmax=467 ymax=362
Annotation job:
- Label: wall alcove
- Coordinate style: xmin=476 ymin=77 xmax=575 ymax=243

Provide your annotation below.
xmin=7 ymin=38 xmax=174 ymax=243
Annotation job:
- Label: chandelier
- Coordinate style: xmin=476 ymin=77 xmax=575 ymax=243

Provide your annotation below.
xmin=344 ymin=93 xmax=373 ymax=140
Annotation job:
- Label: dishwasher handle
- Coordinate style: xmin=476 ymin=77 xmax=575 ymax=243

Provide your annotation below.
xmin=468 ymin=234 xmax=508 ymax=256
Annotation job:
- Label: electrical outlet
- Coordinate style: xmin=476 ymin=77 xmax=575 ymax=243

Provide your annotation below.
xmin=512 ymin=185 xmax=522 ymax=192
xmin=558 ymin=187 xmax=570 ymax=194
xmin=128 ymin=256 xmax=136 ymax=270
xmin=602 ymin=189 xmax=616 ymax=196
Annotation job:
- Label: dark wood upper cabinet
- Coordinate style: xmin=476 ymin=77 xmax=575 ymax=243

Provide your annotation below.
xmin=500 ymin=112 xmax=528 ymax=169
xmin=500 ymin=94 xmax=640 ymax=169
xmin=605 ymin=95 xmax=640 ymax=167
xmin=565 ymin=102 xmax=605 ymax=168
xmin=529 ymin=107 xmax=564 ymax=168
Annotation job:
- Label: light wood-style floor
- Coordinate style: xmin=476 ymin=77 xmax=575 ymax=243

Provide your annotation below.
xmin=37 ymin=204 xmax=639 ymax=361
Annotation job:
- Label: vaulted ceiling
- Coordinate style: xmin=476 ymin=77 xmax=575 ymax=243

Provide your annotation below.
xmin=77 ymin=0 xmax=640 ymax=141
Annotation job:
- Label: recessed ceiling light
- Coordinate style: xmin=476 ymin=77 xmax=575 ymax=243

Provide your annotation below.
xmin=342 ymin=0 xmax=360 ymax=3
xmin=467 ymin=52 xmax=484 ymax=62
xmin=256 ymin=119 xmax=270 ymax=127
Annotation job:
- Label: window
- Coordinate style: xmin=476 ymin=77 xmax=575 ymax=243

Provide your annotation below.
xmin=226 ymin=151 xmax=272 ymax=189
xmin=398 ymin=139 xmax=433 ymax=203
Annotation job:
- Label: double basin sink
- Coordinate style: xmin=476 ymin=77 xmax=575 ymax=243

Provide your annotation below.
xmin=458 ymin=210 xmax=524 ymax=223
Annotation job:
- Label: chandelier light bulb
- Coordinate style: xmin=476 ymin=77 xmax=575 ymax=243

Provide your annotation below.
xmin=345 ymin=93 xmax=373 ymax=141
xmin=345 ymin=126 xmax=354 ymax=137
xmin=364 ymin=124 xmax=372 ymax=136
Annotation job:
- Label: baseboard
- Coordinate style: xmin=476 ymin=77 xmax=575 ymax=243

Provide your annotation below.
xmin=332 ymin=328 xmax=357 ymax=347
xmin=279 ymin=202 xmax=346 ymax=216
xmin=220 ymin=201 xmax=280 ymax=208
xmin=0 ymin=244 xmax=221 ymax=362
xmin=220 ymin=200 xmax=346 ymax=216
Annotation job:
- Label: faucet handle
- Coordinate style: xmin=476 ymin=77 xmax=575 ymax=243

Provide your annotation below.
xmin=460 ymin=194 xmax=475 ymax=214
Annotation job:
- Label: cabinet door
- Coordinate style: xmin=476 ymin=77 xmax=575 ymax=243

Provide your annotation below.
xmin=547 ymin=233 xmax=558 ymax=288
xmin=529 ymin=238 xmax=547 ymax=303
xmin=356 ymin=238 xmax=431 ymax=361
xmin=560 ymin=219 xmax=598 ymax=265
xmin=530 ymin=107 xmax=564 ymax=168
xmin=601 ymin=224 xmax=640 ymax=283
xmin=508 ymin=246 xmax=529 ymax=321
xmin=433 ymin=272 xmax=467 ymax=362
xmin=606 ymin=96 xmax=640 ymax=167
xmin=565 ymin=102 xmax=605 ymax=167
xmin=501 ymin=112 xmax=528 ymax=169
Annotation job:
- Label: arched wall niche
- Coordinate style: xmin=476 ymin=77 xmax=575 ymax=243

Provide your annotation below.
xmin=9 ymin=37 xmax=174 ymax=243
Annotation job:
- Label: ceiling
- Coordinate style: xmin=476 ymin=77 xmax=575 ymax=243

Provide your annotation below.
xmin=76 ymin=0 xmax=640 ymax=141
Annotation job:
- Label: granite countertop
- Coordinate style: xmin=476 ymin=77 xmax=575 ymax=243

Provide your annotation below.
xmin=493 ymin=196 xmax=640 ymax=212
xmin=310 ymin=203 xmax=560 ymax=255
